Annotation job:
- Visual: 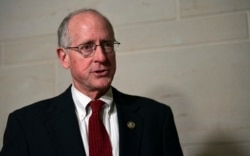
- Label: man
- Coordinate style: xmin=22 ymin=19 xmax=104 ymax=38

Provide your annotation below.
xmin=0 ymin=8 xmax=183 ymax=156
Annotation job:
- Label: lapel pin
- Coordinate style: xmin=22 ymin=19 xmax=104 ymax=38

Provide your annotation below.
xmin=127 ymin=121 xmax=135 ymax=129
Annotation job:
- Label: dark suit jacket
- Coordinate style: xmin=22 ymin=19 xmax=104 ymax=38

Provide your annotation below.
xmin=0 ymin=86 xmax=183 ymax=156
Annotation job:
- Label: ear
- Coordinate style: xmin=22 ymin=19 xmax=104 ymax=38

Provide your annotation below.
xmin=57 ymin=48 xmax=70 ymax=69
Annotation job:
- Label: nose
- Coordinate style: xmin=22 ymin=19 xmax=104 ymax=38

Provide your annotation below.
xmin=93 ymin=45 xmax=107 ymax=62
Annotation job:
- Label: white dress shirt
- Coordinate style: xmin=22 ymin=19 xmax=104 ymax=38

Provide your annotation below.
xmin=71 ymin=85 xmax=119 ymax=156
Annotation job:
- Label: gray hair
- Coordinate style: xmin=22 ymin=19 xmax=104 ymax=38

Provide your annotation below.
xmin=57 ymin=8 xmax=114 ymax=48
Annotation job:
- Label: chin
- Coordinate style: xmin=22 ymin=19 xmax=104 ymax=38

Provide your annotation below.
xmin=95 ymin=80 xmax=112 ymax=90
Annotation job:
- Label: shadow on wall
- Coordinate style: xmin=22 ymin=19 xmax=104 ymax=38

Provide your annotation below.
xmin=143 ymin=85 xmax=249 ymax=156
xmin=194 ymin=131 xmax=249 ymax=156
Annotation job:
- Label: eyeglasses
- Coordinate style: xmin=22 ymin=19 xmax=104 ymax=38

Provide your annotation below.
xmin=65 ymin=41 xmax=120 ymax=58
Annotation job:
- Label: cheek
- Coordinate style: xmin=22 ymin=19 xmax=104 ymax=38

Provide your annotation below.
xmin=70 ymin=58 xmax=90 ymax=75
xmin=111 ymin=56 xmax=116 ymax=71
xmin=70 ymin=58 xmax=78 ymax=69
xmin=70 ymin=54 xmax=86 ymax=68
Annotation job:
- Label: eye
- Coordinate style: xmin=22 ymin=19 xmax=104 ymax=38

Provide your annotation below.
xmin=103 ymin=42 xmax=113 ymax=48
xmin=79 ymin=43 xmax=94 ymax=52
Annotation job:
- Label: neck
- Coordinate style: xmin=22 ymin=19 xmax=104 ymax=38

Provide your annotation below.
xmin=72 ymin=83 xmax=110 ymax=100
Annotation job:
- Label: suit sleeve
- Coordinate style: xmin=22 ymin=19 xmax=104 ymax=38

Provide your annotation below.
xmin=163 ymin=107 xmax=183 ymax=156
xmin=0 ymin=113 xmax=29 ymax=156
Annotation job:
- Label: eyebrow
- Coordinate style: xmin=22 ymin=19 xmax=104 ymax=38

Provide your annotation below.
xmin=79 ymin=39 xmax=115 ymax=45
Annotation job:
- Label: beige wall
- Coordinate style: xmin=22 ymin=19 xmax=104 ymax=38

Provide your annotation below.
xmin=1 ymin=0 xmax=250 ymax=155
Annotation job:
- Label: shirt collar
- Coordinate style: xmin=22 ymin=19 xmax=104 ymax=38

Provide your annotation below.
xmin=71 ymin=85 xmax=114 ymax=119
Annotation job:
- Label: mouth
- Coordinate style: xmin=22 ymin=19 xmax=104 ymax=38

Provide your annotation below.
xmin=93 ymin=69 xmax=109 ymax=77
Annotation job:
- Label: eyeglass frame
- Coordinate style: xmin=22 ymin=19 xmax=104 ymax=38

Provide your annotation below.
xmin=64 ymin=41 xmax=120 ymax=58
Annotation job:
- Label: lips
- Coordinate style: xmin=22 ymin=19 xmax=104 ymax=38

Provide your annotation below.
xmin=92 ymin=69 xmax=109 ymax=77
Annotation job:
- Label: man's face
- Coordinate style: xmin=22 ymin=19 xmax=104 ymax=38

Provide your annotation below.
xmin=59 ymin=13 xmax=116 ymax=97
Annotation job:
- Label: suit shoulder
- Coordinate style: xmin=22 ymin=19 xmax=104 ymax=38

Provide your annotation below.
xmin=10 ymin=97 xmax=56 ymax=118
xmin=112 ymin=87 xmax=171 ymax=111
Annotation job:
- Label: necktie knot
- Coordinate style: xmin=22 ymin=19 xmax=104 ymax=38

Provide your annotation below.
xmin=90 ymin=100 xmax=104 ymax=113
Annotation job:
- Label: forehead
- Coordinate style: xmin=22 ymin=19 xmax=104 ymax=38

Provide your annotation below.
xmin=68 ymin=12 xmax=114 ymax=42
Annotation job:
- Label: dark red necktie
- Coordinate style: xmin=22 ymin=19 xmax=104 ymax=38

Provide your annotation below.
xmin=88 ymin=100 xmax=112 ymax=156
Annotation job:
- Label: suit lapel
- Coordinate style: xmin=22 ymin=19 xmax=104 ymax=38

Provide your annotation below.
xmin=113 ymin=88 xmax=143 ymax=156
xmin=45 ymin=87 xmax=86 ymax=156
